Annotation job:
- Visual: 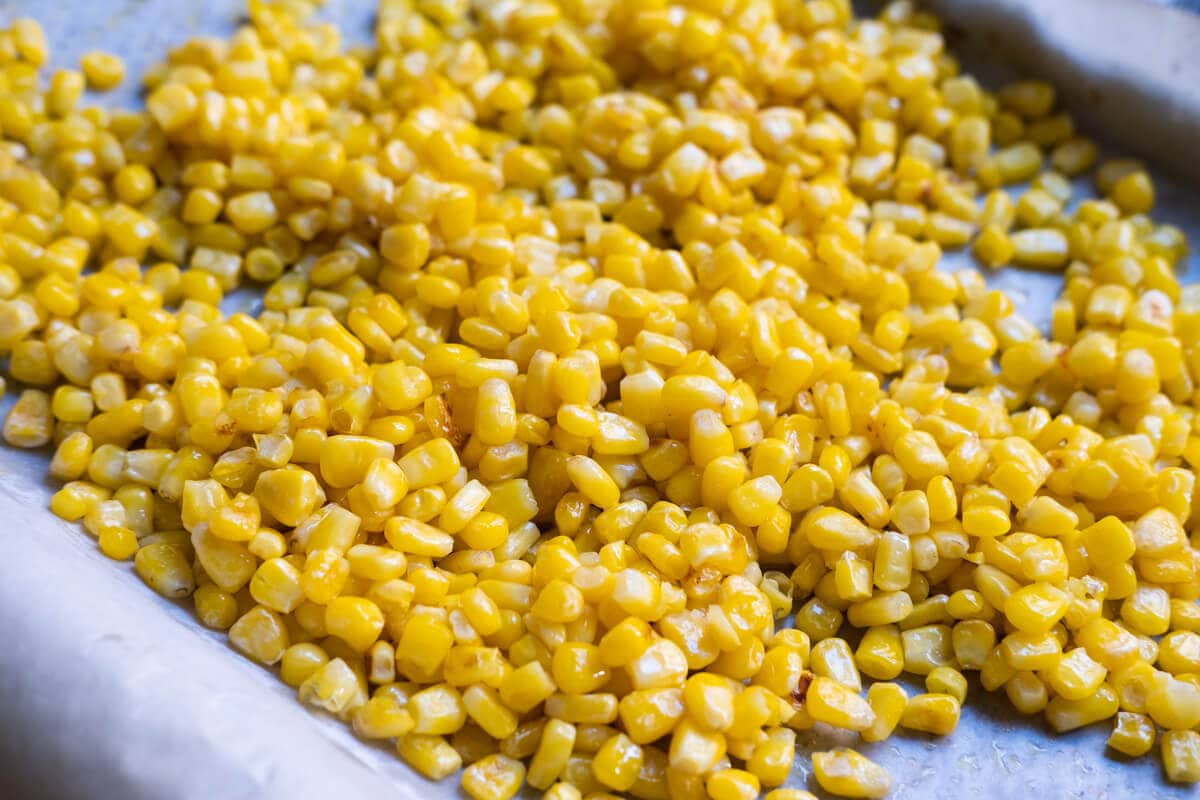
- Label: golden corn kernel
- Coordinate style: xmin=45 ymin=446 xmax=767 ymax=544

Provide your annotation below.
xmin=811 ymin=749 xmax=891 ymax=799
xmin=1162 ymin=730 xmax=1200 ymax=784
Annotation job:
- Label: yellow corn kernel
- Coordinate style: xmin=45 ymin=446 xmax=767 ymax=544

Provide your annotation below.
xmin=499 ymin=661 xmax=556 ymax=713
xmin=707 ymin=768 xmax=761 ymax=800
xmin=1045 ymin=684 xmax=1119 ymax=733
xmin=228 ymin=606 xmax=289 ymax=665
xmin=1107 ymin=711 xmax=1155 ymax=757
xmin=566 ymin=455 xmax=620 ymax=509
xmin=901 ymin=624 xmax=955 ymax=675
xmin=615 ymin=688 xmax=682 ymax=748
xmin=319 ymin=435 xmax=395 ymax=489
xmin=802 ymin=507 xmax=874 ymax=550
xmin=855 ymin=625 xmax=904 ymax=681
xmin=527 ymin=718 xmax=576 ymax=790
xmin=1120 ymin=584 xmax=1171 ymax=636
xmin=1045 ymin=647 xmax=1107 ymax=700
xmin=98 ymin=526 xmax=138 ymax=560
xmin=353 ymin=691 xmax=415 ymax=739
xmin=146 ymin=83 xmax=198 ymax=131
xmin=281 ymin=644 xmax=330 ymax=690
xmin=728 ymin=476 xmax=783 ymax=527
xmin=133 ymin=541 xmax=195 ymax=598
xmin=193 ymin=583 xmax=238 ymax=631
xmin=298 ymin=657 xmax=365 ymax=717
xmin=255 ymin=468 xmax=322 ymax=527
xmin=461 ymin=754 xmax=525 ymax=800
xmin=745 ymin=728 xmax=795 ymax=788
xmin=1004 ymin=582 xmax=1069 ymax=634
xmin=1146 ymin=672 xmax=1200 ymax=730
xmin=1158 ymin=631 xmax=1200 ymax=676
xmin=248 ymin=557 xmax=303 ymax=614
xmin=862 ymin=682 xmax=908 ymax=743
xmin=12 ymin=17 xmax=47 ymax=65
xmin=811 ymin=748 xmax=891 ymax=799
xmin=926 ymin=667 xmax=968 ymax=704
xmin=408 ymin=684 xmax=467 ymax=736
xmin=811 ymin=636 xmax=861 ymax=690
xmin=591 ymin=733 xmax=643 ymax=791
xmin=1110 ymin=170 xmax=1154 ymax=215
xmin=385 ymin=516 xmax=454 ymax=558
xmin=5 ymin=389 xmax=53 ymax=448
xmin=1010 ymin=228 xmax=1070 ymax=269
xmin=325 ymin=596 xmax=385 ymax=652
xmin=476 ymin=377 xmax=517 ymax=445
xmin=900 ymin=692 xmax=961 ymax=736
xmin=80 ymin=50 xmax=124 ymax=90
xmin=1162 ymin=731 xmax=1200 ymax=784
xmin=805 ymin=676 xmax=875 ymax=732
xmin=668 ymin=720 xmax=726 ymax=775
xmin=380 ymin=223 xmax=431 ymax=272
xmin=550 ymin=641 xmax=607 ymax=693
xmin=973 ymin=224 xmax=1014 ymax=268
xmin=397 ymin=734 xmax=462 ymax=781
xmin=462 ymin=685 xmax=517 ymax=741
xmin=398 ymin=438 xmax=461 ymax=489
xmin=49 ymin=431 xmax=94 ymax=481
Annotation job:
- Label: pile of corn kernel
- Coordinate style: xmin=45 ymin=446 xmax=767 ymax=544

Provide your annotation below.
xmin=2 ymin=0 xmax=1200 ymax=795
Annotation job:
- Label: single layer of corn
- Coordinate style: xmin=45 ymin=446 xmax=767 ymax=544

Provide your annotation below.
xmin=0 ymin=0 xmax=1197 ymax=797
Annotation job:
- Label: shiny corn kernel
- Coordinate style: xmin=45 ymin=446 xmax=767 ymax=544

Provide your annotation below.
xmin=80 ymin=50 xmax=124 ymax=90
xmin=461 ymin=754 xmax=525 ymax=800
xmin=1162 ymin=731 xmax=1200 ymax=784
xmin=1107 ymin=711 xmax=1155 ymax=757
xmin=811 ymin=749 xmax=891 ymax=799
xmin=900 ymin=693 xmax=961 ymax=736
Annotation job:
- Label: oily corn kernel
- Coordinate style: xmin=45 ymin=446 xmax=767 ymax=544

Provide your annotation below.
xmin=1162 ymin=730 xmax=1200 ymax=784
xmin=1107 ymin=711 xmax=1155 ymax=757
xmin=80 ymin=50 xmax=124 ymax=90
xmin=811 ymin=749 xmax=891 ymax=799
